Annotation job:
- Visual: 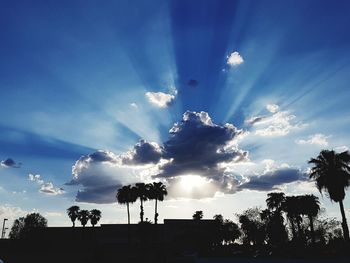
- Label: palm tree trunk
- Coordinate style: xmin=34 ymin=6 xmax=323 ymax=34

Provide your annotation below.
xmin=154 ymin=199 xmax=158 ymax=224
xmin=73 ymin=220 xmax=75 ymax=227
xmin=140 ymin=199 xmax=144 ymax=222
xmin=339 ymin=200 xmax=350 ymax=242
xmin=309 ymin=215 xmax=315 ymax=245
xmin=127 ymin=202 xmax=130 ymax=225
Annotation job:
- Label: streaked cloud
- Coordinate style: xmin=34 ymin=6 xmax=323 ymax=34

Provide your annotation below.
xmin=246 ymin=104 xmax=304 ymax=136
xmin=296 ymin=133 xmax=329 ymax=146
xmin=28 ymin=173 xmax=64 ymax=196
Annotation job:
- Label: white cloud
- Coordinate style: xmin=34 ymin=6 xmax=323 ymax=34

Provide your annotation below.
xmin=0 ymin=204 xmax=27 ymax=220
xmin=145 ymin=89 xmax=177 ymax=108
xmin=130 ymin=102 xmax=138 ymax=109
xmin=40 ymin=183 xmax=65 ymax=195
xmin=266 ymin=103 xmax=279 ymax=113
xmin=296 ymin=133 xmax=329 ymax=147
xmin=246 ymin=105 xmax=304 ymax=136
xmin=28 ymin=174 xmax=64 ymax=195
xmin=227 ymin=51 xmax=244 ymax=67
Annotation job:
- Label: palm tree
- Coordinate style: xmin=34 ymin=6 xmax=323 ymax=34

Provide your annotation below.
xmin=309 ymin=150 xmax=350 ymax=241
xmin=266 ymin=192 xmax=286 ymax=212
xmin=299 ymin=194 xmax=320 ymax=244
xmin=117 ymin=185 xmax=137 ymax=224
xmin=134 ymin=183 xmax=150 ymax=222
xmin=78 ymin=210 xmax=90 ymax=227
xmin=67 ymin=206 xmax=80 ymax=227
xmin=148 ymin=182 xmax=167 ymax=224
xmin=89 ymin=209 xmax=102 ymax=227
xmin=283 ymin=196 xmax=302 ymax=241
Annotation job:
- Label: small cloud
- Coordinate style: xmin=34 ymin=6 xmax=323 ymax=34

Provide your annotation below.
xmin=334 ymin=145 xmax=349 ymax=152
xmin=227 ymin=51 xmax=244 ymax=67
xmin=1 ymin=158 xmax=21 ymax=168
xmin=296 ymin=134 xmax=329 ymax=147
xmin=246 ymin=105 xmax=304 ymax=137
xmin=145 ymin=89 xmax=177 ymax=108
xmin=266 ymin=104 xmax=279 ymax=113
xmin=40 ymin=183 xmax=65 ymax=195
xmin=28 ymin=173 xmax=64 ymax=195
xmin=130 ymin=102 xmax=138 ymax=109
xmin=187 ymin=79 xmax=199 ymax=87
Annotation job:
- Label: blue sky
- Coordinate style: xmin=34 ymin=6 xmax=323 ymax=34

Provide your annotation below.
xmin=1 ymin=0 xmax=350 ymax=229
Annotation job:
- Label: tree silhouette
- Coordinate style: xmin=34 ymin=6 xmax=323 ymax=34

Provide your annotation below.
xmin=9 ymin=213 xmax=47 ymax=239
xmin=266 ymin=192 xmax=285 ymax=212
xmin=148 ymin=182 xmax=167 ymax=224
xmin=300 ymin=194 xmax=320 ymax=244
xmin=89 ymin=209 xmax=102 ymax=227
xmin=193 ymin=210 xmax=203 ymax=220
xmin=309 ymin=150 xmax=350 ymax=241
xmin=283 ymin=196 xmax=302 ymax=241
xmin=117 ymin=185 xmax=137 ymax=224
xmin=67 ymin=205 xmax=80 ymax=227
xmin=134 ymin=183 xmax=150 ymax=222
xmin=78 ymin=210 xmax=90 ymax=227
xmin=238 ymin=208 xmax=266 ymax=246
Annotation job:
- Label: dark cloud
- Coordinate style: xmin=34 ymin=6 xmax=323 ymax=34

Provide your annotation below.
xmin=68 ymin=111 xmax=249 ymax=203
xmin=187 ymin=79 xmax=199 ymax=87
xmin=122 ymin=140 xmax=163 ymax=165
xmin=158 ymin=111 xmax=247 ymax=178
xmin=0 ymin=158 xmax=21 ymax=168
xmin=238 ymin=167 xmax=307 ymax=191
xmin=75 ymin=185 xmax=121 ymax=204
xmin=245 ymin=116 xmax=266 ymax=125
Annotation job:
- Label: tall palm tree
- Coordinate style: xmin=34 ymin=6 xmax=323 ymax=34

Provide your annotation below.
xmin=309 ymin=150 xmax=350 ymax=241
xmin=67 ymin=206 xmax=80 ymax=227
xmin=148 ymin=182 xmax=167 ymax=224
xmin=89 ymin=209 xmax=102 ymax=227
xmin=78 ymin=210 xmax=90 ymax=227
xmin=283 ymin=196 xmax=302 ymax=240
xmin=299 ymin=194 xmax=320 ymax=244
xmin=134 ymin=183 xmax=150 ymax=222
xmin=266 ymin=192 xmax=286 ymax=212
xmin=117 ymin=185 xmax=137 ymax=224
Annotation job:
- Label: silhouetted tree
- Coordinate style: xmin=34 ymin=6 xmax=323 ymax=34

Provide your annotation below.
xmin=299 ymin=194 xmax=320 ymax=244
xmin=266 ymin=192 xmax=285 ymax=212
xmin=309 ymin=150 xmax=350 ymax=241
xmin=9 ymin=213 xmax=47 ymax=239
xmin=193 ymin=210 xmax=203 ymax=220
xmin=89 ymin=209 xmax=102 ymax=227
xmin=222 ymin=219 xmax=241 ymax=244
xmin=238 ymin=207 xmax=266 ymax=246
xmin=283 ymin=196 xmax=303 ymax=241
xmin=78 ymin=210 xmax=90 ymax=227
xmin=134 ymin=183 xmax=150 ymax=222
xmin=117 ymin=185 xmax=137 ymax=224
xmin=67 ymin=205 xmax=80 ymax=227
xmin=148 ymin=182 xmax=167 ymax=224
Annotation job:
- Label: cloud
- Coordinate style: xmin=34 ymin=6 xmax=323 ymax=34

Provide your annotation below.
xmin=0 ymin=205 xmax=27 ymax=222
xmin=296 ymin=133 xmax=329 ymax=147
xmin=121 ymin=140 xmax=163 ymax=165
xmin=266 ymin=104 xmax=279 ymax=113
xmin=66 ymin=150 xmax=142 ymax=203
xmin=130 ymin=102 xmax=138 ymax=109
xmin=39 ymin=183 xmax=65 ymax=195
xmin=227 ymin=51 xmax=244 ymax=67
xmin=187 ymin=79 xmax=199 ymax=87
xmin=246 ymin=104 xmax=304 ymax=136
xmin=28 ymin=173 xmax=64 ymax=196
xmin=238 ymin=162 xmax=307 ymax=191
xmin=1 ymin=158 xmax=21 ymax=168
xmin=145 ymin=89 xmax=177 ymax=108
xmin=68 ymin=111 xmax=249 ymax=202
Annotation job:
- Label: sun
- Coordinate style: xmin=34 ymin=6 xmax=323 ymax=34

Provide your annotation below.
xmin=180 ymin=175 xmax=208 ymax=192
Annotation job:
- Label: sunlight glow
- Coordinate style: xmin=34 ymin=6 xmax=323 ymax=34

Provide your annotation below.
xmin=180 ymin=175 xmax=208 ymax=192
